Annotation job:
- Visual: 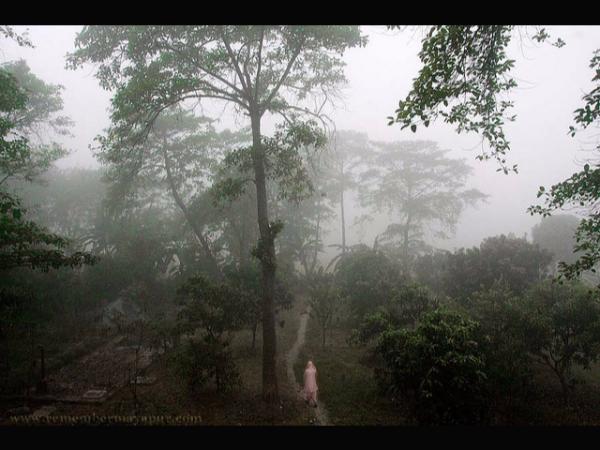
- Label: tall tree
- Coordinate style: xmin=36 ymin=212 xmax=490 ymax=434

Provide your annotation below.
xmin=67 ymin=25 xmax=366 ymax=402
xmin=357 ymin=140 xmax=486 ymax=270
xmin=97 ymin=108 xmax=247 ymax=277
xmin=323 ymin=130 xmax=368 ymax=255
xmin=1 ymin=32 xmax=93 ymax=272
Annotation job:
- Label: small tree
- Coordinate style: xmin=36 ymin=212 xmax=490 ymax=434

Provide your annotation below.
xmin=465 ymin=281 xmax=536 ymax=415
xmin=519 ymin=280 xmax=600 ymax=402
xmin=306 ymin=267 xmax=344 ymax=348
xmin=413 ymin=250 xmax=452 ymax=296
xmin=223 ymin=263 xmax=262 ymax=350
xmin=176 ymin=275 xmax=248 ymax=393
xmin=223 ymin=261 xmax=293 ymax=351
xmin=171 ymin=339 xmax=241 ymax=396
xmin=334 ymin=245 xmax=404 ymax=323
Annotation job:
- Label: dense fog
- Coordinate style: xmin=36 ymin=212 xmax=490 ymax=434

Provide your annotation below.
xmin=4 ymin=26 xmax=599 ymax=253
xmin=2 ymin=25 xmax=600 ymax=426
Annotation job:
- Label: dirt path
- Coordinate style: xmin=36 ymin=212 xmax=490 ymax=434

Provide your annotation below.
xmin=286 ymin=306 xmax=330 ymax=426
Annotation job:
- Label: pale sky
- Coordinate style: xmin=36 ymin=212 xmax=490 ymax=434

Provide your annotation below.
xmin=2 ymin=25 xmax=599 ymax=254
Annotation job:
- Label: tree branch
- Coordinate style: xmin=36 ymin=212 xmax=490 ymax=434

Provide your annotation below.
xmin=254 ymin=27 xmax=265 ymax=103
xmin=162 ymin=145 xmax=221 ymax=277
xmin=157 ymin=39 xmax=246 ymax=99
xmin=262 ymin=38 xmax=305 ymax=112
xmin=220 ymin=30 xmax=251 ymax=98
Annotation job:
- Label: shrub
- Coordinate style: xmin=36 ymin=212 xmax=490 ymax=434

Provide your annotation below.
xmin=374 ymin=309 xmax=490 ymax=424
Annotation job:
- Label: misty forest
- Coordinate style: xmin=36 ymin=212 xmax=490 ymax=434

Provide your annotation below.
xmin=2 ymin=25 xmax=600 ymax=426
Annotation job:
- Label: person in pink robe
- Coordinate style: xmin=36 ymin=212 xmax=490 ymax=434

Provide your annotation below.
xmin=303 ymin=360 xmax=318 ymax=407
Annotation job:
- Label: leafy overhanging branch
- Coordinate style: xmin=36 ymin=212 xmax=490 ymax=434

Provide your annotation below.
xmin=0 ymin=191 xmax=97 ymax=271
xmin=390 ymin=26 xmax=564 ymax=174
xmin=529 ymin=49 xmax=600 ymax=281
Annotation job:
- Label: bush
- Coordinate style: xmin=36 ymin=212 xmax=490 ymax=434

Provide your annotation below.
xmin=373 ymin=309 xmax=490 ymax=424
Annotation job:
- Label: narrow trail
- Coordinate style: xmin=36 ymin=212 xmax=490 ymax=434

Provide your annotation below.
xmin=286 ymin=305 xmax=330 ymax=426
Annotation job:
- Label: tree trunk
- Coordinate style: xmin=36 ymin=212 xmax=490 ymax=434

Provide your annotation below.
xmin=403 ymin=219 xmax=410 ymax=264
xmin=251 ymin=321 xmax=258 ymax=351
xmin=545 ymin=355 xmax=570 ymax=406
xmin=402 ymin=214 xmax=412 ymax=276
xmin=250 ymin=110 xmax=279 ymax=404
xmin=310 ymin=194 xmax=322 ymax=276
xmin=556 ymin=369 xmax=570 ymax=405
xmin=238 ymin=193 xmax=254 ymax=268
xmin=239 ymin=202 xmax=248 ymax=268
xmin=340 ymin=173 xmax=346 ymax=254
xmin=215 ymin=359 xmax=221 ymax=392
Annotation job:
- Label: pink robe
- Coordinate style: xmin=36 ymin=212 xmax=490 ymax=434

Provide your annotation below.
xmin=303 ymin=366 xmax=318 ymax=404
